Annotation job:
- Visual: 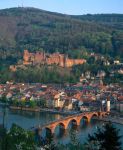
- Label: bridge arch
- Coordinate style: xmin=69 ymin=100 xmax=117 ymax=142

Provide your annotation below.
xmin=52 ymin=122 xmax=66 ymax=135
xmin=91 ymin=113 xmax=98 ymax=119
xmin=67 ymin=119 xmax=78 ymax=130
xmin=90 ymin=113 xmax=98 ymax=123
xmin=80 ymin=115 xmax=89 ymax=126
xmin=41 ymin=127 xmax=52 ymax=138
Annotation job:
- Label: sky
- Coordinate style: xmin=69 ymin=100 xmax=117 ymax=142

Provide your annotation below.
xmin=0 ymin=0 xmax=123 ymax=15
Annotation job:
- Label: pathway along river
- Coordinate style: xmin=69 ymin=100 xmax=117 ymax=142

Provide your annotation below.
xmin=0 ymin=106 xmax=123 ymax=146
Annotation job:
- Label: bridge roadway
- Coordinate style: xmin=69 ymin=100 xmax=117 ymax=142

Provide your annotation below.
xmin=34 ymin=111 xmax=107 ymax=134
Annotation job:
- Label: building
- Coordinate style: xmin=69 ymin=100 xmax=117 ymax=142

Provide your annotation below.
xmin=53 ymin=92 xmax=66 ymax=108
xmin=116 ymin=96 xmax=123 ymax=112
xmin=23 ymin=50 xmax=86 ymax=68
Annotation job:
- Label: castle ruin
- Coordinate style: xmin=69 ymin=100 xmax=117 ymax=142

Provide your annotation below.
xmin=23 ymin=50 xmax=86 ymax=67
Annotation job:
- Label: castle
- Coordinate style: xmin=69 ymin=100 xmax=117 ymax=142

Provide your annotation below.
xmin=23 ymin=50 xmax=86 ymax=67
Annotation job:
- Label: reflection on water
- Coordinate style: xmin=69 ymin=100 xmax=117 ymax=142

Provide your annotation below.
xmin=0 ymin=106 xmax=64 ymax=129
xmin=54 ymin=120 xmax=100 ymax=144
xmin=0 ymin=106 xmax=123 ymax=146
xmin=54 ymin=120 xmax=123 ymax=146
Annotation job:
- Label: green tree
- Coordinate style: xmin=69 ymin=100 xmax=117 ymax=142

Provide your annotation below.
xmin=0 ymin=124 xmax=36 ymax=150
xmin=20 ymin=100 xmax=26 ymax=107
xmin=57 ymin=129 xmax=85 ymax=150
xmin=0 ymin=127 xmax=7 ymax=150
xmin=0 ymin=95 xmax=7 ymax=103
xmin=86 ymin=122 xmax=122 ymax=150
xmin=12 ymin=99 xmax=19 ymax=106
xmin=38 ymin=98 xmax=46 ymax=107
xmin=29 ymin=100 xmax=37 ymax=108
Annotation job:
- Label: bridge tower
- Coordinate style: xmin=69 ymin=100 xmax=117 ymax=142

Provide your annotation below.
xmin=106 ymin=97 xmax=110 ymax=112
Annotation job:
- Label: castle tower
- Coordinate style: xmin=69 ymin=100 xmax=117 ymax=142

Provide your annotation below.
xmin=106 ymin=97 xmax=110 ymax=112
xmin=23 ymin=50 xmax=29 ymax=62
xmin=23 ymin=50 xmax=34 ymax=65
xmin=64 ymin=54 xmax=68 ymax=67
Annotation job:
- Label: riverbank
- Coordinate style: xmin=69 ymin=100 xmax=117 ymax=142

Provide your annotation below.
xmin=98 ymin=116 xmax=123 ymax=125
xmin=9 ymin=106 xmax=40 ymax=112
xmin=40 ymin=108 xmax=79 ymax=115
xmin=0 ymin=102 xmax=9 ymax=106
xmin=9 ymin=106 xmax=78 ymax=115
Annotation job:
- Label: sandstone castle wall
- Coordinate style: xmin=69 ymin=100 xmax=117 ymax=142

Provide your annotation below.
xmin=23 ymin=50 xmax=86 ymax=67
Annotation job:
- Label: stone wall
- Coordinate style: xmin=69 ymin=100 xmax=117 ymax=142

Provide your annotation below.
xmin=23 ymin=50 xmax=86 ymax=67
xmin=34 ymin=52 xmax=45 ymax=65
xmin=23 ymin=50 xmax=35 ymax=65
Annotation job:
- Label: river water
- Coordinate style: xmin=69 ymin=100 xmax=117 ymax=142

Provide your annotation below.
xmin=0 ymin=106 xmax=123 ymax=146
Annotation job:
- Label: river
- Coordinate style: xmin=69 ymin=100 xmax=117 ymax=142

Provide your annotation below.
xmin=0 ymin=106 xmax=123 ymax=146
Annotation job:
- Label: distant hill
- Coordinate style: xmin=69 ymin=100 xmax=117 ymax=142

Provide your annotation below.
xmin=0 ymin=7 xmax=123 ymax=64
xmin=73 ymin=14 xmax=123 ymax=30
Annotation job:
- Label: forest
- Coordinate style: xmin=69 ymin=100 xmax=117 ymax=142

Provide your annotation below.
xmin=0 ymin=7 xmax=123 ymax=63
xmin=0 ymin=7 xmax=123 ymax=84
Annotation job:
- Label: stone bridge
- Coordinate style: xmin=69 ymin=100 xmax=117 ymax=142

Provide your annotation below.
xmin=35 ymin=111 xmax=107 ymax=134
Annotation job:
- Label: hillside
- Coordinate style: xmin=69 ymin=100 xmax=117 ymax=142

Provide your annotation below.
xmin=73 ymin=14 xmax=123 ymax=30
xmin=0 ymin=7 xmax=123 ymax=64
